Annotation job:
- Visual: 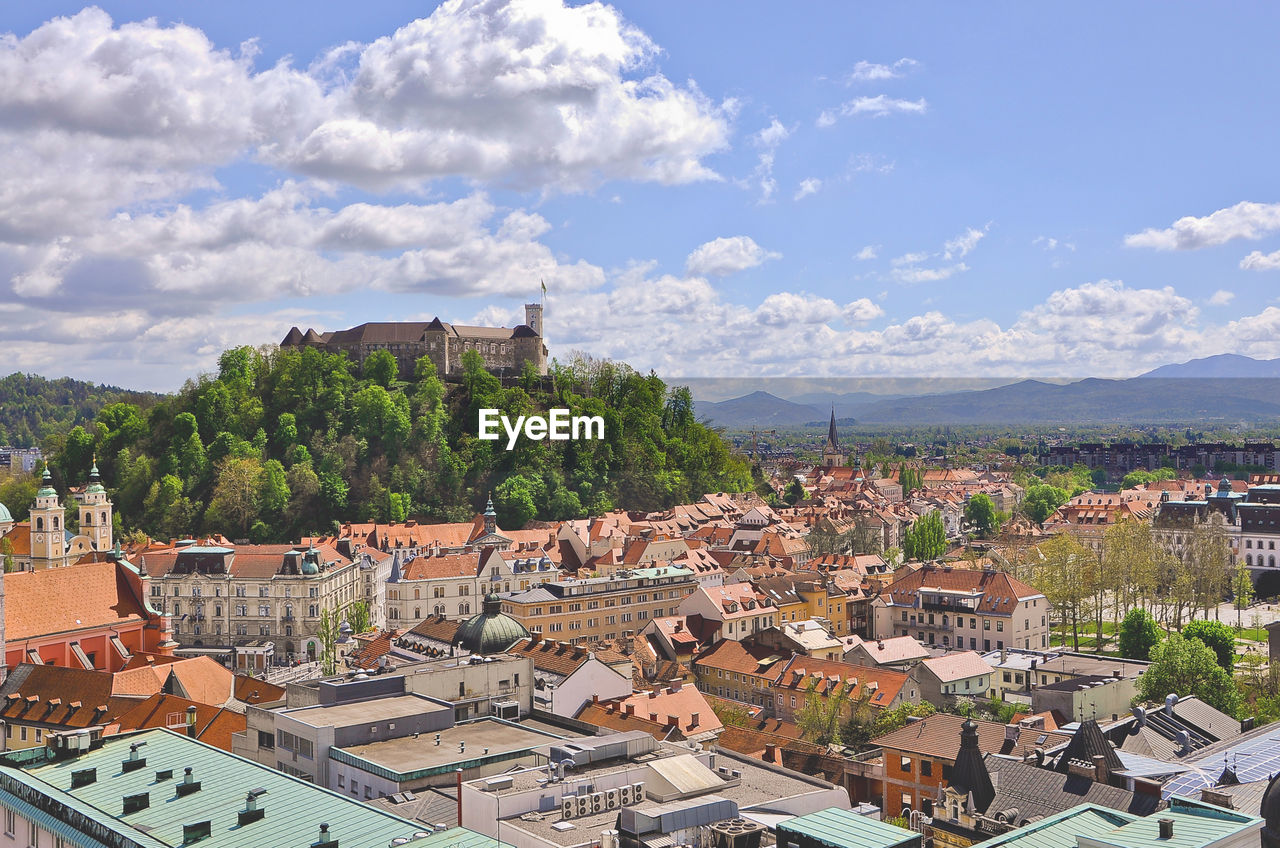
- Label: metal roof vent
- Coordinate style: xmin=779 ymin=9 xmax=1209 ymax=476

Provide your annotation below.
xmin=311 ymin=823 xmax=338 ymax=848
xmin=122 ymin=741 xmax=148 ymax=773
xmin=182 ymin=821 xmax=212 ymax=844
xmin=238 ymin=788 xmax=268 ymax=827
xmin=122 ymin=792 xmax=149 ymax=815
xmin=176 ymin=767 xmax=201 ymax=797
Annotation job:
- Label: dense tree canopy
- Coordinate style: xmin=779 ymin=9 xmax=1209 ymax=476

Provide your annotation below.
xmin=903 ymin=511 xmax=947 ymax=561
xmin=29 ymin=346 xmax=751 ymax=542
xmin=1139 ymin=632 xmax=1242 ymax=718
xmin=1117 ymin=608 xmax=1161 ymax=660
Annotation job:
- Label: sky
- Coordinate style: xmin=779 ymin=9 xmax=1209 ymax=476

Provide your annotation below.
xmin=3 ymin=1 xmax=1280 ymax=392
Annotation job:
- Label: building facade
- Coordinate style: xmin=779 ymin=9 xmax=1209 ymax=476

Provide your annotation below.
xmin=281 ymin=303 xmax=547 ymax=378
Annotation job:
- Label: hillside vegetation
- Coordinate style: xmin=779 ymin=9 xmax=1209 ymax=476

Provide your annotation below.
xmin=0 ymin=373 xmax=158 ymax=447
xmin=28 ymin=346 xmax=752 ymax=541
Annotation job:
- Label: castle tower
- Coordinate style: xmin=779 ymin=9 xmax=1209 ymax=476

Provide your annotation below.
xmin=79 ymin=459 xmax=113 ymax=552
xmin=524 ymin=303 xmax=543 ymax=336
xmin=30 ymin=468 xmax=65 ymax=568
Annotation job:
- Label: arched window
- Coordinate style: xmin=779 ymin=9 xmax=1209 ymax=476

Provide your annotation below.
xmin=83 ymin=513 xmax=91 ymax=525
xmin=1247 ymin=554 xmax=1254 ymax=566
xmin=1271 ymin=555 xmax=1277 ymax=568
xmin=101 ymin=511 xmax=106 ymax=524
xmin=53 ymin=517 xmax=59 ymax=530
xmin=413 ymin=607 xmax=420 ymax=619
xmin=36 ymin=517 xmax=43 ymax=531
xmin=414 ymin=588 xmax=420 ymax=600
xmin=434 ymin=604 xmax=445 ymax=616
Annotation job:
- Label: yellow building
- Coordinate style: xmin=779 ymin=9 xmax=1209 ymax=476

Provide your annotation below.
xmin=501 ymin=565 xmax=699 ymax=645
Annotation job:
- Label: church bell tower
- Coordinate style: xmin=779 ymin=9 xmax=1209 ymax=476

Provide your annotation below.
xmin=30 ymin=468 xmax=65 ymax=568
xmin=79 ymin=459 xmax=113 ymax=552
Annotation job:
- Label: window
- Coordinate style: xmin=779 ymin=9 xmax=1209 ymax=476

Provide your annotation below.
xmin=26 ymin=822 xmax=39 ymax=848
xmin=337 ymin=774 xmax=345 ymax=788
xmin=4 ymin=808 xmax=13 ymax=836
xmin=259 ymin=605 xmax=270 ymax=617
xmin=899 ymin=756 xmax=912 ymax=773
xmin=983 ymin=619 xmax=990 ymax=630
xmin=259 ymin=587 xmax=269 ymax=598
xmin=920 ymin=760 xmax=932 ymax=777
xmin=996 ymin=621 xmax=1004 ymax=632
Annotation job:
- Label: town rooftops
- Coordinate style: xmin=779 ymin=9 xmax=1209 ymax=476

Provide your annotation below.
xmin=0 ymin=727 xmax=442 ymax=848
xmin=333 ymin=718 xmax=562 ymax=783
xmin=844 ymin=635 xmax=930 ymax=666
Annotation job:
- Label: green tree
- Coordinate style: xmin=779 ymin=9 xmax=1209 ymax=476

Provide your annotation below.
xmin=963 ymin=493 xmax=1000 ymax=538
xmin=784 ymin=479 xmax=805 ymax=505
xmin=346 ymin=599 xmax=372 ymax=634
xmin=0 ymin=537 xmax=14 ymax=573
xmin=902 ymin=511 xmax=946 ymax=561
xmin=796 ymin=680 xmax=849 ymax=746
xmin=1117 ymin=608 xmax=1161 ymax=660
xmin=318 ymin=607 xmax=340 ymax=676
xmin=1139 ymin=632 xmax=1242 ymax=717
xmin=206 ymin=457 xmax=263 ymax=538
xmin=1031 ymin=534 xmax=1097 ymax=652
xmin=257 ymin=460 xmax=290 ymax=524
xmin=1182 ymin=619 xmax=1236 ymax=670
xmin=1233 ymin=564 xmax=1255 ymax=628
xmin=362 ymin=350 xmax=399 ymax=387
xmin=1021 ymin=483 xmax=1069 ymax=524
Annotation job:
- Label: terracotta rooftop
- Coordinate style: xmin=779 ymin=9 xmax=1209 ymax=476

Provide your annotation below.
xmin=110 ymin=693 xmax=246 ymax=751
xmin=5 ymin=560 xmax=151 ymax=641
xmin=872 ymin=712 xmax=1072 ymax=761
xmin=775 ymin=655 xmax=908 ymax=710
xmin=0 ymin=664 xmax=140 ymax=730
xmin=920 ymin=651 xmax=996 ymax=683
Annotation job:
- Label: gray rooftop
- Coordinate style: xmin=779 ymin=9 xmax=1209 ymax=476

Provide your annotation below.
xmin=284 ymin=694 xmax=451 ymax=728
xmin=336 ymin=720 xmax=562 ymax=779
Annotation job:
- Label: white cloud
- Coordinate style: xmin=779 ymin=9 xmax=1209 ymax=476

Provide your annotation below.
xmin=855 ymin=245 xmax=879 ymax=261
xmin=817 ymin=95 xmax=926 ymax=127
xmin=847 ymin=58 xmax=918 ymax=83
xmin=685 ymin=236 xmax=781 ymax=277
xmin=1125 ymin=201 xmax=1280 ymax=250
xmin=1241 ymin=249 xmax=1280 ymax=271
xmin=843 ymin=298 xmax=884 ymax=323
xmin=943 ymin=225 xmax=988 ymax=260
xmin=1209 ymin=289 xmax=1236 ymax=305
xmin=793 ymin=178 xmax=822 ymax=201
xmin=1033 ymin=235 xmax=1075 ymax=252
xmin=755 ymin=293 xmax=841 ymax=326
xmin=747 ymin=118 xmax=791 ymax=203
xmin=891 ymin=263 xmax=968 ymax=284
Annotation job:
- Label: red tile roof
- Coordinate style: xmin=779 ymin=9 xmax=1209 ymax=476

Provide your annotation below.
xmin=110 ymin=693 xmax=246 ymax=750
xmin=775 ymin=655 xmax=908 ymax=709
xmin=5 ymin=560 xmax=151 ymax=641
xmin=879 ymin=564 xmax=1042 ymax=616
xmin=871 ymin=713 xmax=1072 ymax=761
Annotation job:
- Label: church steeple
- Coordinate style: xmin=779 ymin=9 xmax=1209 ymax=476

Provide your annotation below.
xmin=822 ymin=407 xmax=844 ymax=467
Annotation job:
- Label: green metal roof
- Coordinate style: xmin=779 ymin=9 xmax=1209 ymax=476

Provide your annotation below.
xmin=778 ymin=807 xmax=919 ymax=848
xmin=978 ymin=805 xmax=1138 ymax=848
xmin=0 ymin=501 xmax=12 ymax=523
xmin=11 ymin=728 xmax=436 ymax=847
xmin=1088 ymin=797 xmax=1261 ymax=848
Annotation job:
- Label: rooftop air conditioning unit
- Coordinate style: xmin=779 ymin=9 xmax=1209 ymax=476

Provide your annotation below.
xmin=562 ymin=797 xmax=577 ymax=820
xmin=576 ymin=795 xmax=591 ymax=817
xmin=592 ymin=792 xmax=605 ymax=813
xmin=619 ymin=785 xmax=633 ymax=805
xmin=605 ymin=788 xmax=620 ymax=809
xmin=631 ymin=782 xmax=645 ymax=802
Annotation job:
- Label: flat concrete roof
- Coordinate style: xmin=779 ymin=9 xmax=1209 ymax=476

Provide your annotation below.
xmin=285 ymin=694 xmax=451 ymax=727
xmin=339 ymin=720 xmax=558 ymax=774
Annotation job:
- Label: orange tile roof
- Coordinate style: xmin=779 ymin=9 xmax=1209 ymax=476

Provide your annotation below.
xmin=775 ymin=655 xmax=908 ymax=709
xmin=5 ymin=560 xmax=150 ymax=641
xmin=233 ymin=675 xmax=285 ymax=705
xmin=576 ymin=702 xmax=680 ymax=741
xmin=0 ymin=522 xmax=31 ymax=557
xmin=692 ymin=639 xmax=786 ymax=680
xmin=0 ymin=664 xmax=141 ymax=729
xmin=617 ymin=685 xmax=722 ymax=735
xmin=166 ymin=656 xmax=236 ymax=705
xmin=879 ymin=563 xmax=1042 ymax=616
xmin=110 ymin=693 xmax=246 ymax=751
xmin=400 ymin=552 xmax=483 ymax=580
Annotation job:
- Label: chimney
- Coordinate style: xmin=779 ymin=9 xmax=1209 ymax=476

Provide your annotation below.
xmin=648 ymin=690 xmax=659 ymax=700
xmin=1091 ymin=753 xmax=1109 ymax=784
xmin=186 ymin=705 xmax=199 ymax=738
xmin=665 ymin=715 xmax=679 ymax=729
xmin=625 ymin=704 xmax=635 ymax=716
xmin=592 ymin=694 xmax=600 ymax=705
xmin=1158 ymin=819 xmax=1174 ymax=840
xmin=689 ymin=712 xmax=699 ymax=729
xmin=1165 ymin=693 xmax=1178 ymax=715
xmin=313 ymin=823 xmax=336 ymax=846
xmin=764 ymin=743 xmax=777 ymax=761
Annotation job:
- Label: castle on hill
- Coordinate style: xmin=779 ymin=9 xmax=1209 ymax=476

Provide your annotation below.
xmin=280 ymin=302 xmax=547 ymax=379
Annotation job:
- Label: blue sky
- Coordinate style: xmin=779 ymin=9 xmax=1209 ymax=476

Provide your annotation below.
xmin=3 ymin=2 xmax=1280 ymax=391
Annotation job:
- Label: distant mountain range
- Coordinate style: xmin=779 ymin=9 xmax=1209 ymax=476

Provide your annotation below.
xmin=693 ymin=355 xmax=1280 ymax=427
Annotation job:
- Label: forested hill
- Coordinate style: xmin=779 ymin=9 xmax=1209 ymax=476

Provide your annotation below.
xmin=0 ymin=373 xmax=159 ymax=447
xmin=23 ymin=346 xmax=753 ymax=542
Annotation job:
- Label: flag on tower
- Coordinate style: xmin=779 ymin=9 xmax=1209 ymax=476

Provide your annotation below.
xmin=540 ymin=278 xmax=547 ymax=295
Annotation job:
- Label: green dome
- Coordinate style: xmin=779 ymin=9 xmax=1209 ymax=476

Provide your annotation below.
xmin=36 ymin=468 xmax=56 ymax=499
xmin=85 ymin=461 xmax=106 ymax=495
xmin=454 ymin=593 xmax=528 ymax=656
xmin=0 ymin=501 xmax=11 ymax=523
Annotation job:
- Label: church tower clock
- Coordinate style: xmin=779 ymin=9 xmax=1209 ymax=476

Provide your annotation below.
xmin=30 ymin=468 xmax=65 ymax=568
